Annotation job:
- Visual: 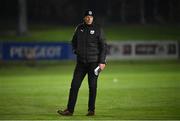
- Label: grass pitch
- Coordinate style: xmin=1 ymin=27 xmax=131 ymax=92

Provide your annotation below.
xmin=0 ymin=60 xmax=180 ymax=120
xmin=1 ymin=24 xmax=180 ymax=41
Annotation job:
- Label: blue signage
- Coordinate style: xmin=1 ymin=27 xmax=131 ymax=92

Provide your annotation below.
xmin=1 ymin=42 xmax=75 ymax=60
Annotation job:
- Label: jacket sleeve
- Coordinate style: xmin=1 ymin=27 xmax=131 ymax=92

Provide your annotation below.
xmin=98 ymin=28 xmax=107 ymax=64
xmin=71 ymin=27 xmax=78 ymax=54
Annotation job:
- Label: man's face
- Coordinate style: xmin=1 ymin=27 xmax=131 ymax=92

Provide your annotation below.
xmin=84 ymin=15 xmax=94 ymax=25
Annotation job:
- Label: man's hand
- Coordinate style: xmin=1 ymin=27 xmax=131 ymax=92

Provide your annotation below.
xmin=99 ymin=63 xmax=106 ymax=70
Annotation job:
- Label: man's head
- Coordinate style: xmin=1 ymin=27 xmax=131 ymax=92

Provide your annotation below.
xmin=83 ymin=10 xmax=94 ymax=25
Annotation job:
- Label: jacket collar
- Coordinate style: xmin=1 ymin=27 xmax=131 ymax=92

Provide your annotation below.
xmin=83 ymin=22 xmax=94 ymax=27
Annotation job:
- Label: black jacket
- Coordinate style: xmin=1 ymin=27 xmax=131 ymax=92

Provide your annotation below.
xmin=72 ymin=23 xmax=107 ymax=64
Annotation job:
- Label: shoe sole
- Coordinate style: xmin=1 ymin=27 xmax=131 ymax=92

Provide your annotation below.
xmin=57 ymin=110 xmax=73 ymax=116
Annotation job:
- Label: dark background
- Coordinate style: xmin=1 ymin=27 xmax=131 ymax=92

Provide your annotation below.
xmin=0 ymin=0 xmax=180 ymax=25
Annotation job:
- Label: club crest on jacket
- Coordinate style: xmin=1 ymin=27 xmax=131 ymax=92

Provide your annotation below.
xmin=90 ymin=30 xmax=95 ymax=34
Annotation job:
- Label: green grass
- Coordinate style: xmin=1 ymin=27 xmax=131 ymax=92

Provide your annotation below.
xmin=0 ymin=24 xmax=180 ymax=41
xmin=105 ymin=25 xmax=180 ymax=41
xmin=0 ymin=60 xmax=180 ymax=120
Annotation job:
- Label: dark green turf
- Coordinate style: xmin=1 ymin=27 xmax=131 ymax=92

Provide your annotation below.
xmin=0 ymin=24 xmax=180 ymax=41
xmin=0 ymin=60 xmax=180 ymax=120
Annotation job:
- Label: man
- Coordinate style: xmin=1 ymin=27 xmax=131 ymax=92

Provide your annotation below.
xmin=57 ymin=10 xmax=107 ymax=116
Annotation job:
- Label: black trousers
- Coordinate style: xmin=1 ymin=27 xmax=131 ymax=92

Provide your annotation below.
xmin=67 ymin=61 xmax=99 ymax=113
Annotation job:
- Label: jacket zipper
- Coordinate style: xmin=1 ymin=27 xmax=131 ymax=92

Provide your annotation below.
xmin=84 ymin=26 xmax=88 ymax=63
